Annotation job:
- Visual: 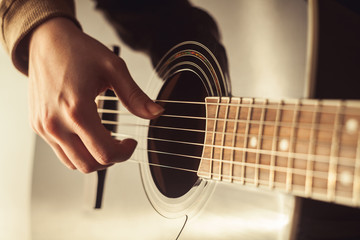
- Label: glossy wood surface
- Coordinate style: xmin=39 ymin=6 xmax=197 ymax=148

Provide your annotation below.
xmin=199 ymin=97 xmax=360 ymax=207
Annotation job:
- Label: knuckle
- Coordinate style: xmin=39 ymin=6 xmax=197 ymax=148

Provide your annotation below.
xmin=42 ymin=115 xmax=60 ymax=135
xmin=116 ymin=57 xmax=127 ymax=69
xmin=66 ymin=101 xmax=87 ymax=129
xmin=67 ymin=103 xmax=82 ymax=123
xmin=104 ymin=55 xmax=124 ymax=73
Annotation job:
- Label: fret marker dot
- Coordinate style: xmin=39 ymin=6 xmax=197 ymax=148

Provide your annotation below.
xmin=339 ymin=171 xmax=353 ymax=186
xmin=279 ymin=139 xmax=289 ymax=151
xmin=250 ymin=137 xmax=257 ymax=148
xmin=346 ymin=118 xmax=358 ymax=134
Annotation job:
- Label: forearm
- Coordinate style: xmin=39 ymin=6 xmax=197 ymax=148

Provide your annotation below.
xmin=0 ymin=0 xmax=81 ymax=75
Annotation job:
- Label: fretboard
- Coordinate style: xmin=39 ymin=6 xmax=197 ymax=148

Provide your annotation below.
xmin=198 ymin=97 xmax=360 ymax=207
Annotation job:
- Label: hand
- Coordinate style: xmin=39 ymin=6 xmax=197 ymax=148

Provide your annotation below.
xmin=28 ymin=18 xmax=163 ymax=173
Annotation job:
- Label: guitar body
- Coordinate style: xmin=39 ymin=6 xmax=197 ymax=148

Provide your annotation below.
xmin=133 ymin=41 xmax=297 ymax=239
xmin=30 ymin=0 xmax=360 ymax=239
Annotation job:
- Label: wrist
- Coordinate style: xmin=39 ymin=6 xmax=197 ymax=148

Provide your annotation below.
xmin=29 ymin=17 xmax=81 ymax=57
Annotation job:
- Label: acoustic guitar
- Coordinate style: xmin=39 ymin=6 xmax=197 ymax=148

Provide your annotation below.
xmin=30 ymin=0 xmax=360 ymax=239
xmin=94 ymin=0 xmax=360 ymax=239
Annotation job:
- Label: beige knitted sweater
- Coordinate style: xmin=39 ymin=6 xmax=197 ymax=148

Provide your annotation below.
xmin=0 ymin=0 xmax=81 ymax=74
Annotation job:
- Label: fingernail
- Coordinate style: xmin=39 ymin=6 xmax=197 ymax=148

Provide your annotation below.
xmin=146 ymin=101 xmax=164 ymax=116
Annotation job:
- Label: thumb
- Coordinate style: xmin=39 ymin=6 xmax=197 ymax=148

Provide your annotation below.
xmin=109 ymin=58 xmax=164 ymax=119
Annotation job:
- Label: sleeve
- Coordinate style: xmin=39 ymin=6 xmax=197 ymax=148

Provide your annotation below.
xmin=0 ymin=0 xmax=81 ymax=74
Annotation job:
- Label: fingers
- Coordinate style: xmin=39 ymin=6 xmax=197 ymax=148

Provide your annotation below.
xmin=30 ymin=100 xmax=121 ymax=173
xmin=49 ymin=143 xmax=76 ymax=170
xmin=27 ymin=19 xmax=159 ymax=173
xmin=109 ymin=58 xmax=164 ymax=119
xmin=46 ymin=139 xmax=77 ymax=170
xmin=68 ymin=100 xmax=138 ymax=166
xmin=55 ymin=133 xmax=112 ymax=174
xmin=33 ymin=113 xmax=116 ymax=173
xmin=31 ymin=122 xmax=76 ymax=170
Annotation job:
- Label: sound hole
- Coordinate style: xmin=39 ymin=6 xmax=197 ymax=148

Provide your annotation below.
xmin=148 ymin=71 xmax=207 ymax=198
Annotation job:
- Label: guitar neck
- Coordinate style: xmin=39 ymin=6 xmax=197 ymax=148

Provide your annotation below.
xmin=198 ymin=96 xmax=360 ymax=207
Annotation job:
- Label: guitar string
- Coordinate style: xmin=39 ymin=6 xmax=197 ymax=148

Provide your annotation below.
xmin=127 ymin=147 xmax=354 ymax=183
xmin=109 ymin=129 xmax=357 ymax=167
xmin=126 ymin=157 xmax=321 ymax=190
xmin=96 ymin=97 xmax=360 ymax=116
xmin=129 ymin=157 xmax=356 ymax=199
xmin=108 ymin=129 xmax=356 ymax=180
xmin=102 ymin=120 xmax=359 ymax=153
xmin=97 ymin=108 xmax=358 ymax=133
xmin=105 ymin=119 xmax=358 ymax=148
xmin=129 ymin=157 xmax=355 ymax=198
xmin=97 ymin=99 xmax=359 ymax=184
xmin=101 ymin=117 xmax=359 ymax=178
xmin=98 ymin=97 xmax=359 ymax=157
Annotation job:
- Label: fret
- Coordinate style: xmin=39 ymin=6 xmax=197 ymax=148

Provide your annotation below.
xmin=269 ymin=101 xmax=282 ymax=189
xmin=198 ymin=97 xmax=360 ymax=208
xmin=353 ymin=132 xmax=360 ymax=205
xmin=336 ymin=103 xmax=360 ymax=202
xmin=286 ymin=100 xmax=300 ymax=192
xmin=327 ymin=101 xmax=344 ymax=201
xmin=254 ymin=99 xmax=267 ymax=186
xmin=217 ymin=97 xmax=230 ymax=181
xmin=276 ymin=101 xmax=296 ymax=188
xmin=305 ymin=101 xmax=320 ymax=197
xmin=198 ymin=97 xmax=220 ymax=179
xmin=227 ymin=98 xmax=241 ymax=183
xmin=348 ymin=101 xmax=360 ymax=205
xmin=241 ymin=98 xmax=254 ymax=184
xmin=211 ymin=98 xmax=221 ymax=179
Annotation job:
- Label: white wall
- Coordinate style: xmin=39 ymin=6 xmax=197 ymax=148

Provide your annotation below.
xmin=0 ymin=48 xmax=34 ymax=239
